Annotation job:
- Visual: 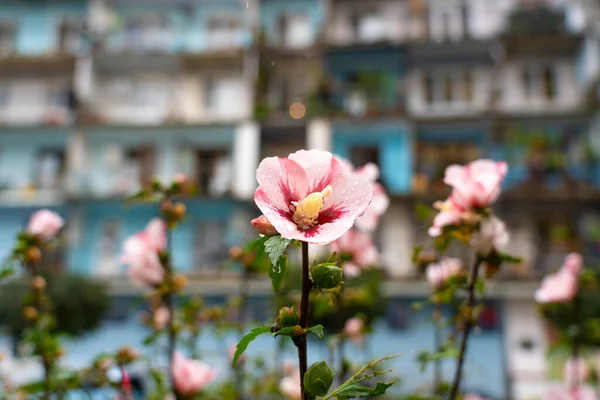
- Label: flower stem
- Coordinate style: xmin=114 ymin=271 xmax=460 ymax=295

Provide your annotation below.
xmin=235 ymin=266 xmax=250 ymax=400
xmin=571 ymin=292 xmax=582 ymax=393
xmin=298 ymin=241 xmax=310 ymax=400
xmin=165 ymin=225 xmax=177 ymax=395
xmin=449 ymin=256 xmax=482 ymax=400
xmin=29 ymin=262 xmax=52 ymax=400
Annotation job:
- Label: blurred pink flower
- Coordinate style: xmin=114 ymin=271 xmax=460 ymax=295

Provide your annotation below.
xmin=251 ymin=215 xmax=279 ymax=236
xmin=282 ymin=359 xmax=297 ymax=376
xmin=173 ymin=173 xmax=187 ymax=185
xmin=564 ymin=357 xmax=589 ymax=387
xmin=563 ymin=253 xmax=583 ymax=276
xmin=543 ymin=383 xmax=597 ymax=400
xmin=426 ymin=258 xmax=462 ymax=289
xmin=254 ymin=150 xmax=372 ymax=245
xmin=535 ymin=270 xmax=578 ymax=304
xmin=27 ymin=209 xmax=64 ymax=241
xmin=171 ymin=353 xmax=216 ymax=395
xmin=427 ymin=200 xmax=464 ymax=237
xmin=228 ymin=344 xmax=245 ymax=366
xmin=344 ymin=317 xmax=365 ymax=344
xmin=470 ymin=216 xmax=510 ymax=255
xmin=330 ymin=229 xmax=378 ymax=277
xmin=353 ymin=163 xmax=390 ymax=232
xmin=444 ymin=159 xmax=508 ymax=210
xmin=153 ymin=307 xmax=170 ymax=330
xmin=279 ymin=373 xmax=301 ymax=400
xmin=122 ymin=218 xmax=167 ymax=286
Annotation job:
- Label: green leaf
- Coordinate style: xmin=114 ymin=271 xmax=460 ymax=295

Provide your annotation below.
xmin=475 ymin=279 xmax=485 ymax=295
xmin=308 ymin=324 xmax=324 ymax=339
xmin=268 ymin=256 xmax=288 ymax=293
xmin=142 ymin=331 xmax=162 ymax=346
xmin=332 ymin=381 xmax=395 ymax=398
xmin=272 ymin=326 xmax=297 ymax=337
xmin=496 ymin=251 xmax=522 ymax=264
xmin=264 ymin=236 xmax=292 ymax=266
xmin=232 ymin=326 xmax=271 ymax=367
xmin=411 ymin=245 xmax=423 ymax=263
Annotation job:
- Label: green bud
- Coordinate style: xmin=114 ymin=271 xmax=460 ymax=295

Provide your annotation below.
xmin=311 ymin=263 xmax=343 ymax=289
xmin=276 ymin=306 xmax=299 ymax=328
xmin=303 ymin=361 xmax=334 ymax=397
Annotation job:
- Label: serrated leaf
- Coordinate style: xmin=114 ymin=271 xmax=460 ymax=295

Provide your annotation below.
xmin=232 ymin=326 xmax=271 ymax=367
xmin=308 ymin=324 xmax=324 ymax=339
xmin=269 ymin=256 xmax=287 ymax=292
xmin=264 ymin=236 xmax=292 ymax=266
xmin=333 ymin=381 xmax=395 ymax=398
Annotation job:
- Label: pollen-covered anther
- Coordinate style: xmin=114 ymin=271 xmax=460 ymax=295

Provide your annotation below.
xmin=291 ymin=185 xmax=333 ymax=230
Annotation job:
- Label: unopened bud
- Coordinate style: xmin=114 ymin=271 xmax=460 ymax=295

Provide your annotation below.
xmin=160 ymin=199 xmax=173 ymax=214
xmin=303 ymin=361 xmax=334 ymax=397
xmin=116 ymin=346 xmax=140 ymax=364
xmin=32 ymin=276 xmax=46 ymax=291
xmin=229 ymin=246 xmax=244 ymax=261
xmin=311 ymin=263 xmax=343 ymax=289
xmin=172 ymin=202 xmax=186 ymax=219
xmin=24 ymin=247 xmax=42 ymax=264
xmin=251 ymin=215 xmax=278 ymax=237
xmin=23 ymin=306 xmax=38 ymax=321
xmin=173 ymin=274 xmax=188 ymax=291
xmin=276 ymin=306 xmax=299 ymax=328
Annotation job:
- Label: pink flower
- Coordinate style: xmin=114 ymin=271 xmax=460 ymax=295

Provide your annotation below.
xmin=543 ymin=383 xmax=597 ymax=400
xmin=564 ymin=357 xmax=589 ymax=387
xmin=444 ymin=159 xmax=508 ymax=210
xmin=27 ymin=209 xmax=65 ymax=241
xmin=535 ymin=270 xmax=578 ymax=304
xmin=426 ymin=258 xmax=463 ymax=289
xmin=174 ymin=173 xmax=187 ymax=185
xmin=344 ymin=317 xmax=365 ymax=344
xmin=329 ymin=229 xmax=378 ymax=277
xmin=251 ymin=215 xmax=279 ymax=236
xmin=254 ymin=150 xmax=372 ymax=245
xmin=282 ymin=359 xmax=297 ymax=376
xmin=279 ymin=374 xmax=301 ymax=400
xmin=470 ymin=216 xmax=510 ymax=255
xmin=153 ymin=307 xmax=170 ymax=330
xmin=171 ymin=353 xmax=216 ymax=395
xmin=122 ymin=218 xmax=167 ymax=286
xmin=563 ymin=253 xmax=583 ymax=276
xmin=427 ymin=200 xmax=464 ymax=237
xmin=337 ymin=160 xmax=389 ymax=232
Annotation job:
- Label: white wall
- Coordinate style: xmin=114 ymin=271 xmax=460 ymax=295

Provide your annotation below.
xmin=381 ymin=202 xmax=414 ymax=278
xmin=232 ymin=122 xmax=260 ymax=199
xmin=307 ymin=119 xmax=331 ymax=151
xmin=503 ymin=300 xmax=549 ymax=400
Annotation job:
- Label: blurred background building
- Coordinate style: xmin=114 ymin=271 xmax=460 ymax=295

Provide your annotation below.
xmin=0 ymin=0 xmax=600 ymax=398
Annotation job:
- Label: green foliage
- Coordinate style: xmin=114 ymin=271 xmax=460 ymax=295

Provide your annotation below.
xmin=0 ymin=273 xmax=109 ymax=339
xmin=307 ymin=324 xmax=324 ymax=339
xmin=416 ymin=343 xmax=459 ymax=372
xmin=264 ymin=236 xmax=292 ymax=292
xmin=311 ymin=262 xmax=343 ymax=290
xmin=303 ymin=361 xmax=334 ymax=397
xmin=231 ymin=326 xmax=271 ymax=367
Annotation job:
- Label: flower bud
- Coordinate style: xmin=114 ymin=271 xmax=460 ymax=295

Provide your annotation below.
xmin=172 ymin=202 xmax=186 ymax=220
xmin=251 ymin=215 xmax=278 ymax=237
xmin=172 ymin=274 xmax=188 ymax=291
xmin=23 ymin=306 xmax=38 ymax=321
xmin=32 ymin=276 xmax=46 ymax=291
xmin=116 ymin=346 xmax=140 ymax=364
xmin=24 ymin=246 xmax=42 ymax=264
xmin=161 ymin=199 xmax=173 ymax=214
xmin=303 ymin=361 xmax=334 ymax=397
xmin=276 ymin=306 xmax=299 ymax=328
xmin=229 ymin=246 xmax=244 ymax=261
xmin=311 ymin=263 xmax=343 ymax=289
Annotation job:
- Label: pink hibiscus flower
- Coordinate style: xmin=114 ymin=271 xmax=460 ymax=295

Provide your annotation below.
xmin=470 ymin=216 xmax=510 ymax=255
xmin=330 ymin=229 xmax=379 ymax=276
xmin=564 ymin=357 xmax=589 ymax=388
xmin=279 ymin=373 xmax=301 ymax=400
xmin=121 ymin=218 xmax=167 ymax=286
xmin=535 ymin=270 xmax=578 ymax=304
xmin=426 ymin=258 xmax=462 ymax=289
xmin=563 ymin=253 xmax=583 ymax=276
xmin=27 ymin=209 xmax=65 ymax=241
xmin=444 ymin=159 xmax=508 ymax=210
xmin=171 ymin=353 xmax=216 ymax=395
xmin=344 ymin=317 xmax=365 ymax=344
xmin=254 ymin=150 xmax=372 ymax=245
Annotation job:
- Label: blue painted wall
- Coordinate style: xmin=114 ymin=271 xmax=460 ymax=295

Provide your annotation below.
xmin=0 ymin=1 xmax=87 ymax=55
xmin=259 ymin=0 xmax=324 ymax=46
xmin=0 ymin=128 xmax=69 ymax=190
xmin=333 ymin=121 xmax=413 ymax=194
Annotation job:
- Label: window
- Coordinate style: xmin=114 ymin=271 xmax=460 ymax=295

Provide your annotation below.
xmin=207 ymin=15 xmax=240 ymax=49
xmin=521 ymin=65 xmax=556 ymax=102
xmin=423 ymin=69 xmax=474 ymax=107
xmin=124 ymin=147 xmax=155 ymax=190
xmin=59 ymin=19 xmax=86 ymax=54
xmin=196 ymin=149 xmax=231 ymax=197
xmin=195 ymin=221 xmax=227 ymax=273
xmin=36 ymin=149 xmax=65 ymax=190
xmin=204 ymin=79 xmax=217 ymax=111
xmin=0 ymin=23 xmax=14 ymax=55
xmin=415 ymin=141 xmax=480 ymax=191
xmin=429 ymin=3 xmax=466 ymax=41
xmin=350 ymin=146 xmax=380 ymax=171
